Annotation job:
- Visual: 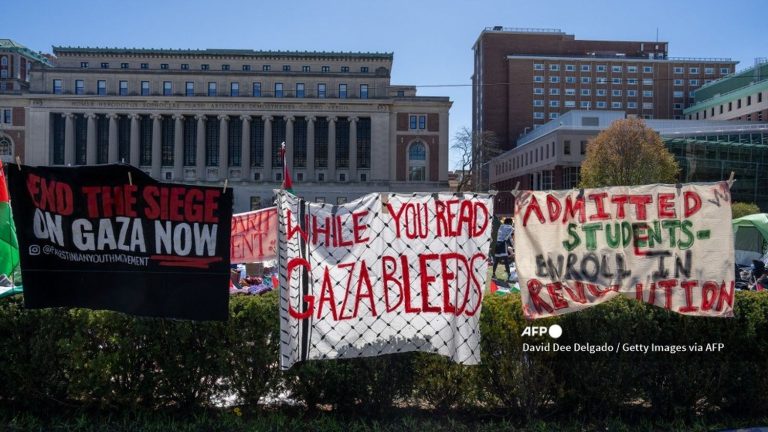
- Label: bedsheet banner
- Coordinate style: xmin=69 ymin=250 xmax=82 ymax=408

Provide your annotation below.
xmin=514 ymin=182 xmax=735 ymax=319
xmin=231 ymin=207 xmax=277 ymax=264
xmin=279 ymin=191 xmax=493 ymax=369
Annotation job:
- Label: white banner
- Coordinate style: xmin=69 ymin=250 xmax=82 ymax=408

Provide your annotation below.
xmin=514 ymin=182 xmax=735 ymax=319
xmin=279 ymin=192 xmax=493 ymax=369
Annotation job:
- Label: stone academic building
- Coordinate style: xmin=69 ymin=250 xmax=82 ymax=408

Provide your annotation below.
xmin=0 ymin=41 xmax=451 ymax=212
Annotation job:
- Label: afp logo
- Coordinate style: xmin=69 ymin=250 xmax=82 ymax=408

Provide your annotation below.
xmin=521 ymin=324 xmax=563 ymax=339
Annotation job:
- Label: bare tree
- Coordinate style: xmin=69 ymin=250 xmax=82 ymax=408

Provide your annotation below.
xmin=451 ymin=127 xmax=501 ymax=192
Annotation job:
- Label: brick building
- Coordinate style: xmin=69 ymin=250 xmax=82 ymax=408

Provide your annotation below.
xmin=472 ymin=27 xmax=737 ymax=151
xmin=685 ymin=59 xmax=768 ymax=122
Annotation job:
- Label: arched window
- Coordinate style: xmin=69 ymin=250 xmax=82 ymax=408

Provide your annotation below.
xmin=408 ymin=141 xmax=426 ymax=181
xmin=0 ymin=136 xmax=12 ymax=156
xmin=0 ymin=56 xmax=7 ymax=66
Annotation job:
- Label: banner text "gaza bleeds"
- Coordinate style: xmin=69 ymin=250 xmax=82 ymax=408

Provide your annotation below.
xmin=284 ymin=199 xmax=489 ymax=321
xmin=26 ymin=174 xmax=220 ymax=256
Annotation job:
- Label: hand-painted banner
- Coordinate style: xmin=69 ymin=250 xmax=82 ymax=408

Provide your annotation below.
xmin=514 ymin=182 xmax=735 ymax=319
xmin=230 ymin=207 xmax=277 ymax=264
xmin=7 ymin=164 xmax=232 ymax=321
xmin=278 ymin=191 xmax=493 ymax=370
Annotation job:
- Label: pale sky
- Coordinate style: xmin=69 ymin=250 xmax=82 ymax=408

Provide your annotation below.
xmin=4 ymin=0 xmax=766 ymax=169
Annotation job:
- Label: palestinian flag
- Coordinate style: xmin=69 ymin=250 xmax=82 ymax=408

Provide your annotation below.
xmin=0 ymin=160 xmax=22 ymax=299
xmin=279 ymin=142 xmax=294 ymax=194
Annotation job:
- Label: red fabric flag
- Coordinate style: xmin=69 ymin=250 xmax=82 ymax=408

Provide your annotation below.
xmin=0 ymin=160 xmax=9 ymax=203
xmin=279 ymin=142 xmax=294 ymax=193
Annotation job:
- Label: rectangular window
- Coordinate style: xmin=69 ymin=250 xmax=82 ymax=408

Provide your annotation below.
xmin=274 ymin=83 xmax=283 ymax=97
xmin=262 ymin=65 xmax=270 ymax=71
xmin=627 ymin=90 xmax=637 ymax=97
xmin=163 ymin=81 xmax=172 ymax=96
xmin=252 ymin=82 xmax=261 ymax=97
xmin=549 ymin=64 xmax=560 ymax=71
xmin=674 ymin=67 xmax=684 ymax=74
xmin=627 ymin=101 xmax=638 ymax=108
xmin=341 ymin=66 xmax=349 ymax=72
xmin=75 ymin=79 xmax=84 ymax=95
xmin=673 ymin=90 xmax=684 ymax=98
xmin=597 ymin=77 xmax=607 ymax=84
xmin=549 ymin=100 xmax=560 ymax=107
xmin=160 ymin=63 xmax=168 ymax=70
xmin=242 ymin=65 xmax=251 ymax=71
xmin=627 ymin=78 xmax=638 ymax=85
xmin=611 ymin=65 xmax=622 ymax=73
xmin=141 ymin=63 xmax=148 ymax=69
xmin=565 ymin=76 xmax=576 ymax=83
xmin=564 ymin=100 xmax=576 ymax=108
xmin=186 ymin=82 xmax=194 ymax=96
xmin=303 ymin=65 xmax=311 ymax=72
xmin=642 ymin=78 xmax=653 ymax=85
xmin=597 ymin=65 xmax=606 ymax=72
xmin=121 ymin=63 xmax=129 ymax=69
xmin=339 ymin=83 xmax=347 ymax=98
xmin=580 ymin=89 xmax=590 ymax=96
xmin=80 ymin=62 xmax=89 ymax=68
xmin=321 ymin=65 xmax=330 ymax=72
xmin=318 ymin=83 xmax=326 ymax=98
xmin=222 ymin=64 xmax=230 ymax=71
xmin=759 ymin=92 xmax=763 ymax=103
xmin=361 ymin=67 xmax=370 ymax=73
xmin=418 ymin=115 xmax=426 ymax=129
xmin=720 ymin=67 xmax=729 ymax=74
xmin=360 ymin=84 xmax=368 ymax=99
xmin=704 ymin=67 xmax=714 ymax=75
xmin=642 ymin=102 xmax=653 ymax=109
xmin=534 ymin=63 xmax=544 ymax=70
xmin=565 ymin=64 xmax=575 ymax=71
xmin=612 ymin=89 xmax=622 ymax=97
xmin=534 ymin=75 xmax=544 ymax=83
xmin=596 ymin=101 xmax=607 ymax=108
xmin=627 ymin=66 xmax=637 ymax=73
xmin=409 ymin=115 xmax=417 ymax=129
xmin=101 ymin=62 xmax=109 ymax=69
xmin=689 ymin=79 xmax=699 ymax=86
xmin=533 ymin=88 xmax=544 ymax=94
xmin=747 ymin=95 xmax=752 ymax=105
xmin=611 ymin=102 xmax=622 ymax=109
xmin=97 ymin=80 xmax=106 ymax=95
xmin=564 ymin=140 xmax=571 ymax=155
xmin=533 ymin=112 xmax=544 ymax=119
xmin=596 ymin=89 xmax=606 ymax=96
xmin=549 ymin=88 xmax=560 ymax=95
xmin=119 ymin=80 xmax=128 ymax=96
xmin=580 ymin=101 xmax=591 ymax=108
xmin=282 ymin=65 xmax=290 ymax=72
xmin=612 ymin=77 xmax=621 ymax=84
xmin=208 ymin=82 xmax=217 ymax=96
xmin=581 ymin=64 xmax=591 ymax=72
xmin=141 ymin=81 xmax=149 ymax=96
xmin=533 ymin=99 xmax=544 ymax=107
xmin=2 ymin=109 xmax=11 ymax=124
xmin=674 ymin=79 xmax=683 ymax=86
xmin=181 ymin=63 xmax=189 ymax=70
xmin=549 ymin=76 xmax=560 ymax=83
xmin=580 ymin=140 xmax=587 ymax=155
xmin=581 ymin=76 xmax=591 ymax=84
xmin=296 ymin=83 xmax=305 ymax=98
xmin=565 ymin=88 xmax=575 ymax=96
xmin=230 ymin=82 xmax=239 ymax=97
xmin=643 ymin=90 xmax=653 ymax=97
xmin=643 ymin=66 xmax=653 ymax=73
xmin=689 ymin=67 xmax=699 ymax=74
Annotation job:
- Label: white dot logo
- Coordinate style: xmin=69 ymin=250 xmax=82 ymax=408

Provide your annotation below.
xmin=548 ymin=324 xmax=563 ymax=339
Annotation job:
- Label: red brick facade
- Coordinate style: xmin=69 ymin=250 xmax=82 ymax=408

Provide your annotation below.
xmin=395 ymin=134 xmax=439 ymax=182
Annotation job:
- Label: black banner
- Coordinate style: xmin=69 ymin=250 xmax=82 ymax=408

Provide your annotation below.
xmin=7 ymin=164 xmax=232 ymax=321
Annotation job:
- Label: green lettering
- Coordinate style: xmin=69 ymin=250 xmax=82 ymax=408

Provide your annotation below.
xmin=679 ymin=220 xmax=694 ymax=249
xmin=605 ymin=223 xmax=621 ymax=249
xmin=562 ymin=223 xmax=581 ymax=251
xmin=662 ymin=219 xmax=681 ymax=248
xmin=582 ymin=222 xmax=603 ymax=251
xmin=647 ymin=220 xmax=662 ymax=247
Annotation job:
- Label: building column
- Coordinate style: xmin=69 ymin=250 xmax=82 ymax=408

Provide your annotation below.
xmin=86 ymin=113 xmax=97 ymax=165
xmin=151 ymin=113 xmax=162 ymax=178
xmin=63 ymin=113 xmax=75 ymax=165
xmin=129 ymin=114 xmax=140 ymax=166
xmin=349 ymin=116 xmax=358 ymax=181
xmin=263 ymin=116 xmax=273 ymax=180
xmin=240 ymin=115 xmax=251 ymax=177
xmin=327 ymin=116 xmax=337 ymax=181
xmin=173 ymin=114 xmax=184 ymax=180
xmin=285 ymin=115 xmax=294 ymax=173
xmin=107 ymin=113 xmax=119 ymax=163
xmin=306 ymin=116 xmax=315 ymax=181
xmin=218 ymin=115 xmax=229 ymax=180
xmin=196 ymin=114 xmax=206 ymax=179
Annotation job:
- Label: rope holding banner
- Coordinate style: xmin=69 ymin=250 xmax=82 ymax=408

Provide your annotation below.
xmin=727 ymin=171 xmax=735 ymax=190
xmin=15 ymin=156 xmax=21 ymax=171
xmin=223 ymin=178 xmax=228 ymax=193
xmin=127 ymin=172 xmax=133 ymax=186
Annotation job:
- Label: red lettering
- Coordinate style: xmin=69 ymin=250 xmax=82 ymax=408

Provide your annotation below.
xmin=658 ymin=279 xmax=678 ymax=310
xmin=629 ymin=195 xmax=652 ymax=220
xmin=143 ymin=186 xmax=160 ymax=219
xmin=522 ymin=195 xmax=546 ymax=227
xmin=716 ymin=281 xmax=734 ymax=312
xmin=183 ymin=188 xmax=204 ymax=222
xmin=352 ymin=210 xmax=370 ymax=244
xmin=562 ymin=282 xmax=587 ymax=304
xmin=701 ymin=281 xmax=719 ymax=311
xmin=587 ymin=192 xmax=610 ymax=221
xmin=386 ymin=202 xmax=408 ymax=238
xmin=657 ymin=193 xmax=677 ymax=219
xmin=169 ymin=187 xmax=185 ymax=222
xmin=382 ymin=255 xmax=404 ymax=312
xmin=562 ymin=195 xmax=586 ymax=224
xmin=287 ymin=258 xmax=313 ymax=320
xmin=203 ymin=189 xmax=220 ymax=223
xmin=464 ymin=253 xmax=485 ymax=317
xmin=419 ymin=254 xmax=441 ymax=313
xmin=611 ymin=195 xmax=629 ymax=219
xmin=316 ymin=266 xmax=338 ymax=320
xmin=527 ymin=279 xmax=554 ymax=315
xmin=679 ymin=280 xmax=699 ymax=313
xmin=684 ymin=191 xmax=702 ymax=218
xmin=546 ymin=194 xmax=561 ymax=222
xmin=82 ymin=186 xmax=102 ymax=218
xmin=352 ymin=263 xmax=377 ymax=318
xmin=546 ymin=282 xmax=569 ymax=309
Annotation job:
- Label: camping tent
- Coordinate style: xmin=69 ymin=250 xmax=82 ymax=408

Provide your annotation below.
xmin=733 ymin=213 xmax=768 ymax=265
